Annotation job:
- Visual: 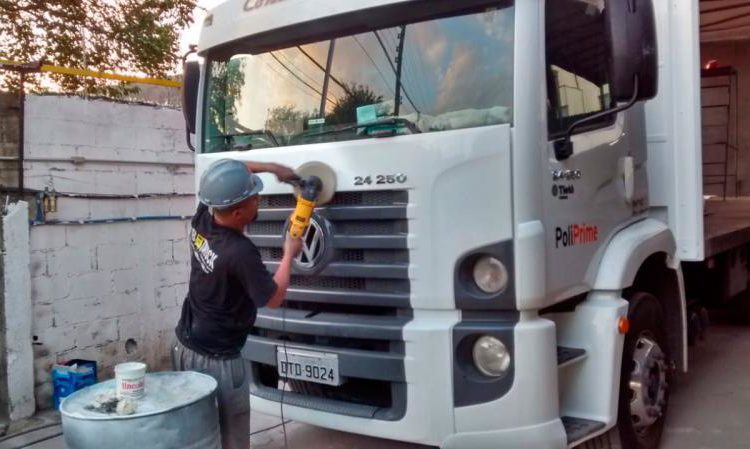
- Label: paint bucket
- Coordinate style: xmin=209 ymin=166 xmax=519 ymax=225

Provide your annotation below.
xmin=115 ymin=362 xmax=147 ymax=399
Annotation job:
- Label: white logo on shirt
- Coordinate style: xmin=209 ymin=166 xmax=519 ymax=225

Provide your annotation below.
xmin=190 ymin=228 xmax=218 ymax=273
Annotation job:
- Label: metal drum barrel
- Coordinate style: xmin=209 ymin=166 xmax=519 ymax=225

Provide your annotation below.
xmin=61 ymin=371 xmax=220 ymax=449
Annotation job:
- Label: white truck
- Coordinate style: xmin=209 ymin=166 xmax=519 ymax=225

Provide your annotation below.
xmin=180 ymin=1 xmax=749 ymax=448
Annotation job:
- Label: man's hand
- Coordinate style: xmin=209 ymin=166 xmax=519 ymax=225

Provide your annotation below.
xmin=283 ymin=234 xmax=303 ymax=258
xmin=268 ymin=234 xmax=303 ymax=309
xmin=272 ymin=164 xmax=299 ymax=183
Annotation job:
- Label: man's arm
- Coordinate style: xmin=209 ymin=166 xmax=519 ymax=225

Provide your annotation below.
xmin=266 ymin=235 xmax=303 ymax=309
xmin=245 ymin=162 xmax=298 ymax=183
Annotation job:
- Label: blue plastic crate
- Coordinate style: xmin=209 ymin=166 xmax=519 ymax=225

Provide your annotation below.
xmin=52 ymin=359 xmax=97 ymax=409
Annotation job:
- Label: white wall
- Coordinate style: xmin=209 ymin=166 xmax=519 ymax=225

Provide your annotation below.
xmin=24 ymin=96 xmax=195 ymax=410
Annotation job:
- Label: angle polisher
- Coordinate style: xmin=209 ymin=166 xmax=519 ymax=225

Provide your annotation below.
xmin=285 ymin=161 xmax=337 ymax=238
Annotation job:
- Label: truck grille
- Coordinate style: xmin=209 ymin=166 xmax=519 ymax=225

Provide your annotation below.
xmin=244 ymin=189 xmax=411 ymax=420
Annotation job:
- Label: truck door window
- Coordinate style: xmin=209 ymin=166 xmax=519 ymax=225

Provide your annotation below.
xmin=201 ymin=3 xmax=515 ymax=153
xmin=545 ymin=0 xmax=614 ymax=138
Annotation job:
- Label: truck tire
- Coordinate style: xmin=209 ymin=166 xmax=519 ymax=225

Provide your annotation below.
xmin=731 ymin=293 xmax=750 ymax=325
xmin=617 ymin=292 xmax=670 ymax=449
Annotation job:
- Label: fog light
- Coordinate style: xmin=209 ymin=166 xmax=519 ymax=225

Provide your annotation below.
xmin=472 ymin=336 xmax=511 ymax=377
xmin=473 ymin=256 xmax=508 ymax=294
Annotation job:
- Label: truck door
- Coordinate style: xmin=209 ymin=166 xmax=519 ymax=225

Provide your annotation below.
xmin=543 ymin=0 xmax=647 ymax=300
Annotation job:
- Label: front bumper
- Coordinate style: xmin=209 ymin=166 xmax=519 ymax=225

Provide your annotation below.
xmin=248 ymin=314 xmax=565 ymax=448
xmin=442 ymin=419 xmax=567 ymax=449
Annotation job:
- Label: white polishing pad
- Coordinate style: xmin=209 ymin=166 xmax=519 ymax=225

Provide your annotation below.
xmin=295 ymin=161 xmax=337 ymax=205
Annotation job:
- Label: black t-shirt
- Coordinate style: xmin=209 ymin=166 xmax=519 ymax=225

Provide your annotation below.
xmin=176 ymin=204 xmax=277 ymax=357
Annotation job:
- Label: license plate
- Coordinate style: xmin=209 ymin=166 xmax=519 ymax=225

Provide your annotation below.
xmin=276 ymin=347 xmax=341 ymax=386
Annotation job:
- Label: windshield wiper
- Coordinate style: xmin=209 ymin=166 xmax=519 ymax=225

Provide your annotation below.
xmin=302 ymin=117 xmax=422 ymax=139
xmin=224 ymin=129 xmax=280 ymax=149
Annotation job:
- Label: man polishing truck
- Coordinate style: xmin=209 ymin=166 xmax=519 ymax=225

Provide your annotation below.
xmin=181 ymin=0 xmax=750 ymax=448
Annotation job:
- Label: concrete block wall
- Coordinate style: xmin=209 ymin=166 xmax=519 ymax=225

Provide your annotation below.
xmin=24 ymin=95 xmax=196 ymax=410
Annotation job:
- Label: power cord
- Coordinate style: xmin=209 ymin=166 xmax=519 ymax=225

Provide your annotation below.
xmin=249 ymin=420 xmax=292 ymax=436
xmin=280 ymin=300 xmax=290 ymax=449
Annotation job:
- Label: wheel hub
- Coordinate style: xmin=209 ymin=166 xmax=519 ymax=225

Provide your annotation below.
xmin=629 ymin=335 xmax=668 ymax=430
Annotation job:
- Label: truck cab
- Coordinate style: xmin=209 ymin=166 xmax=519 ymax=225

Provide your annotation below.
xmin=183 ymin=1 xmax=702 ymax=448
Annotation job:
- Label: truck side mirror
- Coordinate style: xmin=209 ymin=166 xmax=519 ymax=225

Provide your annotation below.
xmin=554 ymin=0 xmax=659 ymax=161
xmin=606 ymin=0 xmax=659 ymax=102
xmin=182 ymin=60 xmax=200 ymax=151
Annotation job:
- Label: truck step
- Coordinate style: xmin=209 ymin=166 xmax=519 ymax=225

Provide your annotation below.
xmin=557 ymin=346 xmax=587 ymax=367
xmin=575 ymin=432 xmax=612 ymax=449
xmin=561 ymin=416 xmax=606 ymax=446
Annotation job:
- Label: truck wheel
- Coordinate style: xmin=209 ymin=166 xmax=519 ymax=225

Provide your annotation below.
xmin=617 ymin=292 xmax=670 ymax=449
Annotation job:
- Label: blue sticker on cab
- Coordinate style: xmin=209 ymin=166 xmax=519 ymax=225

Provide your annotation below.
xmin=356 ymin=104 xmax=378 ymax=124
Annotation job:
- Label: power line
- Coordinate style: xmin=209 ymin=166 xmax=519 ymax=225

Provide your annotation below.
xmin=391 ymin=34 xmax=420 ymax=110
xmin=261 ymin=58 xmax=321 ymax=104
xmin=402 ymin=62 xmax=423 ymax=111
xmin=372 ymin=30 xmax=420 ymax=113
xmin=276 ymin=50 xmax=326 ymax=93
xmin=382 ymin=29 xmax=394 ymax=49
xmin=410 ymin=38 xmax=433 ymax=111
xmin=296 ymin=45 xmax=351 ymax=96
xmin=387 ymin=29 xmax=400 ymax=49
xmin=268 ymin=52 xmax=336 ymax=106
xmin=388 ymin=29 xmax=424 ymax=109
xmin=259 ymin=57 xmax=333 ymax=118
xmin=273 ymin=51 xmax=324 ymax=93
xmin=404 ymin=41 xmax=431 ymax=112
xmin=391 ymin=25 xmax=408 ymax=115
xmin=352 ymin=36 xmax=395 ymax=96
xmin=388 ymin=27 xmax=430 ymax=112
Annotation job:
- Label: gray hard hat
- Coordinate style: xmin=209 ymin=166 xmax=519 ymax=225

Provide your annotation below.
xmin=198 ymin=159 xmax=264 ymax=209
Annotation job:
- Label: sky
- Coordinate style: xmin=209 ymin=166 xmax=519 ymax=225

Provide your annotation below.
xmin=180 ymin=0 xmax=223 ymax=56
xmin=203 ymin=4 xmax=516 ymax=140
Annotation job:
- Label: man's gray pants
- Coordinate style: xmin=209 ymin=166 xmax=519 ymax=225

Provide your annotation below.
xmin=172 ymin=339 xmax=250 ymax=449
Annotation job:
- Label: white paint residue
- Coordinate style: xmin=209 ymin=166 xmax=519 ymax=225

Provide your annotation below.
xmin=61 ymin=372 xmax=217 ymax=419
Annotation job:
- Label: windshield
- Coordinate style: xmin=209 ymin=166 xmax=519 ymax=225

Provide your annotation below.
xmin=201 ymin=4 xmax=514 ymax=153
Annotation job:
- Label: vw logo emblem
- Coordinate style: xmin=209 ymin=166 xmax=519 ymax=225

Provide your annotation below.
xmin=288 ymin=214 xmax=333 ymax=274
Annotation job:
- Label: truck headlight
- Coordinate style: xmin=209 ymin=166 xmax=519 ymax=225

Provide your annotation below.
xmin=472 ymin=336 xmax=511 ymax=377
xmin=473 ymin=256 xmax=509 ymax=294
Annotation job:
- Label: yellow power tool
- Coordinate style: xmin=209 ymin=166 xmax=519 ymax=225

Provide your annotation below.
xmin=287 ymin=176 xmax=323 ymax=239
xmin=285 ymin=161 xmax=337 ymax=239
